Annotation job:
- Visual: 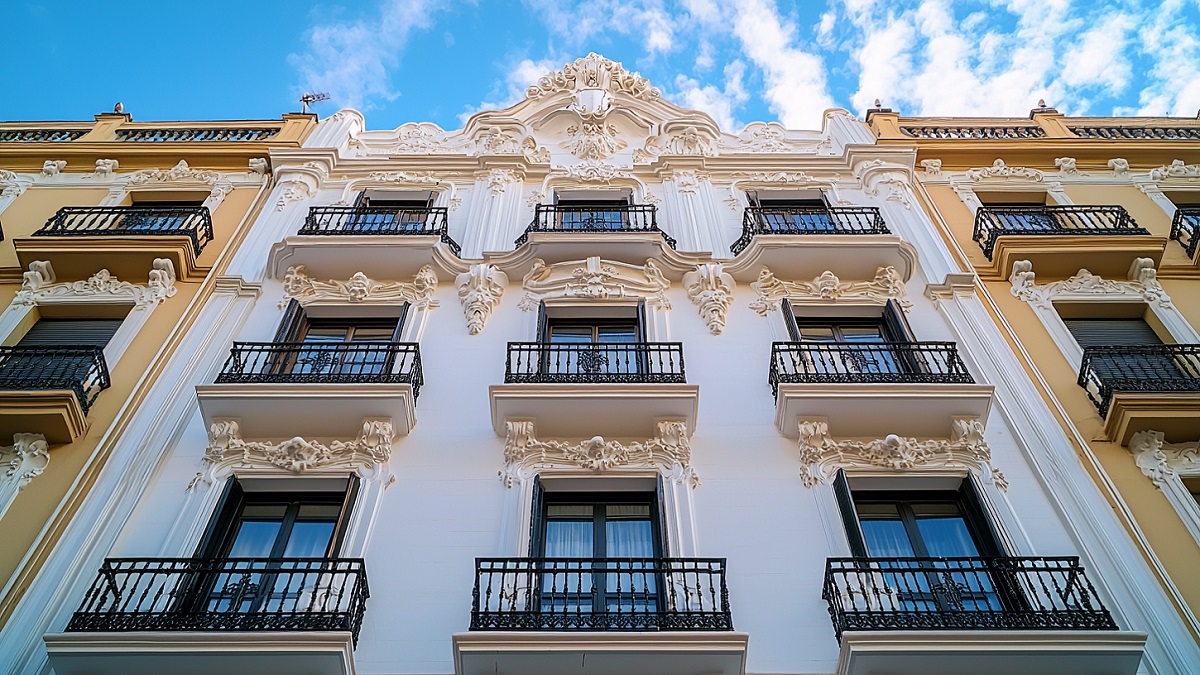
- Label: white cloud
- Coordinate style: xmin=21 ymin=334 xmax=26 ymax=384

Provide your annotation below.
xmin=671 ymin=59 xmax=750 ymax=130
xmin=1061 ymin=13 xmax=1134 ymax=93
xmin=458 ymin=57 xmax=563 ymax=125
xmin=289 ymin=0 xmax=440 ymax=111
xmin=1136 ymin=0 xmax=1200 ymax=116
xmin=731 ymin=0 xmax=835 ymax=127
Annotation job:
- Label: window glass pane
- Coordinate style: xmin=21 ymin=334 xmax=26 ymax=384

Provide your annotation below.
xmin=227 ymin=520 xmax=283 ymax=557
xmin=547 ymin=504 xmax=593 ymax=517
xmin=797 ymin=326 xmax=836 ymax=341
xmin=606 ymin=519 xmax=654 ymax=557
xmin=282 ymin=521 xmax=337 ymax=557
xmin=240 ymin=504 xmax=288 ymax=518
xmin=840 ymin=326 xmax=887 ymax=342
xmin=854 ymin=502 xmax=900 ymax=517
xmin=297 ymin=503 xmax=343 ymax=519
xmin=597 ymin=325 xmax=638 ymax=342
xmin=549 ymin=325 xmax=595 ymax=344
xmin=544 ymin=520 xmax=593 ymax=557
xmin=915 ymin=516 xmax=980 ymax=557
xmin=606 ymin=504 xmax=650 ymax=518
xmin=302 ymin=326 xmax=349 ymax=343
xmin=349 ymin=326 xmax=395 ymax=342
xmin=859 ymin=519 xmax=916 ymax=557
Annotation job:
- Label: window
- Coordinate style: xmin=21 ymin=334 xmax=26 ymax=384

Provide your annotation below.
xmin=748 ymin=189 xmax=834 ymax=231
xmin=16 ymin=317 xmax=124 ymax=348
xmin=784 ymin=300 xmax=916 ymax=375
xmin=536 ymin=303 xmax=646 ymax=376
xmin=124 ymin=196 xmax=208 ymax=232
xmin=530 ymin=480 xmax=666 ymax=618
xmin=553 ymin=189 xmax=631 ymax=230
xmin=273 ymin=301 xmax=406 ymax=376
xmin=977 ymin=191 xmax=1056 ymax=231
xmin=350 ymin=189 xmax=434 ymax=231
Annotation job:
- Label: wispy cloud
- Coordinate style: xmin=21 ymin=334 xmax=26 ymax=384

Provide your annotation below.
xmin=458 ymin=56 xmax=563 ymax=124
xmin=731 ymin=0 xmax=835 ymax=126
xmin=288 ymin=0 xmax=441 ymax=111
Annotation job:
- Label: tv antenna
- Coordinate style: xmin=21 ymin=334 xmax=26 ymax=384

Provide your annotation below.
xmin=300 ymin=92 xmax=330 ymax=114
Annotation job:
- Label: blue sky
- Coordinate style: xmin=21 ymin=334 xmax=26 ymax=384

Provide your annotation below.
xmin=4 ymin=0 xmax=1199 ymax=132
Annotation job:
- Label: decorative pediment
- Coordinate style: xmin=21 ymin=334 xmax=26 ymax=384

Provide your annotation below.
xmin=280 ymin=265 xmax=439 ymax=309
xmin=501 ymin=419 xmax=697 ymax=488
xmin=797 ymin=417 xmax=1005 ymax=491
xmin=127 ymin=159 xmax=219 ymax=186
xmin=1009 ymin=258 xmax=1169 ymax=310
xmin=966 ymin=159 xmax=1044 ymax=182
xmin=525 ymin=53 xmax=661 ymax=101
xmin=684 ymin=264 xmax=735 ymax=335
xmin=16 ymin=259 xmax=177 ymax=309
xmin=749 ymin=266 xmax=910 ymax=315
xmin=517 ymin=256 xmax=670 ymax=310
xmin=191 ymin=419 xmax=395 ymax=489
xmin=456 ymin=264 xmax=507 ymax=335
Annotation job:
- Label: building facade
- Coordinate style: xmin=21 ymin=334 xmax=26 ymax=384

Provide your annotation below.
xmin=1 ymin=56 xmax=1196 ymax=674
xmin=869 ymin=106 xmax=1200 ymax=637
xmin=0 ymin=112 xmax=314 ymax=629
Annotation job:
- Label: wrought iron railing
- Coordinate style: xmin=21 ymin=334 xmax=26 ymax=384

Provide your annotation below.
xmin=0 ymin=128 xmax=87 ymax=142
xmin=769 ymin=342 xmax=974 ymax=395
xmin=732 ymin=206 xmax=889 ymax=255
xmin=301 ymin=205 xmax=461 ymax=256
xmin=215 ymin=342 xmax=423 ymax=397
xmin=0 ymin=346 xmax=110 ymax=415
xmin=900 ymin=126 xmax=1046 ymax=140
xmin=33 ymin=206 xmax=214 ymax=255
xmin=823 ymin=557 xmax=1117 ymax=641
xmin=1171 ymin=207 xmax=1200 ymax=258
xmin=114 ymin=127 xmax=280 ymax=142
xmin=1069 ymin=126 xmax=1200 ymax=140
xmin=1078 ymin=344 xmax=1200 ymax=416
xmin=517 ymin=204 xmax=675 ymax=249
xmin=505 ymin=342 xmax=686 ymax=384
xmin=471 ymin=557 xmax=731 ymax=631
xmin=67 ymin=558 xmax=369 ymax=645
xmin=973 ymin=205 xmax=1146 ymax=259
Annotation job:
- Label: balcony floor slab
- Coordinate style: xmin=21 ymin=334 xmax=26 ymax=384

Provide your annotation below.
xmin=977 ymin=234 xmax=1167 ymax=281
xmin=453 ymin=631 xmax=749 ymax=675
xmin=196 ymin=382 xmax=416 ymax=439
xmin=490 ymin=383 xmax=699 ymax=438
xmin=15 ymin=235 xmax=204 ymax=282
xmin=0 ymin=390 xmax=88 ymax=444
xmin=725 ymin=234 xmax=918 ymax=283
xmin=268 ymin=234 xmax=464 ymax=280
xmin=775 ymin=383 xmax=995 ymax=439
xmin=44 ymin=631 xmax=355 ymax=675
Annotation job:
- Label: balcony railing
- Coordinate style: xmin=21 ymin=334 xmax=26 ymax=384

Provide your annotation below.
xmin=505 ymin=342 xmax=686 ymax=384
xmin=215 ymin=342 xmax=423 ymax=397
xmin=33 ymin=206 xmax=214 ymax=255
xmin=1078 ymin=344 xmax=1200 ymax=416
xmin=972 ymin=205 xmax=1147 ymax=260
xmin=517 ymin=204 xmax=675 ymax=249
xmin=301 ymin=206 xmax=461 ymax=256
xmin=769 ymin=342 xmax=974 ymax=395
xmin=732 ymin=206 xmax=889 ymax=255
xmin=471 ymin=557 xmax=732 ymax=631
xmin=0 ymin=346 xmax=110 ymax=415
xmin=823 ymin=556 xmax=1117 ymax=642
xmin=1170 ymin=207 xmax=1200 ymax=258
xmin=67 ymin=558 xmax=369 ymax=645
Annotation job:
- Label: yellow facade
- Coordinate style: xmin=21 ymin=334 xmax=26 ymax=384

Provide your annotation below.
xmin=0 ymin=112 xmax=315 ymax=626
xmin=870 ymin=107 xmax=1200 ymax=632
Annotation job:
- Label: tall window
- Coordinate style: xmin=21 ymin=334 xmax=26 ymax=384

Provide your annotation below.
xmin=274 ymin=301 xmax=406 ymax=376
xmin=350 ymin=190 xmax=434 ymax=231
xmin=748 ymin=190 xmax=834 ymax=231
xmin=535 ymin=303 xmax=647 ymax=377
xmin=554 ymin=190 xmax=630 ymax=230
xmin=785 ymin=301 xmax=916 ymax=375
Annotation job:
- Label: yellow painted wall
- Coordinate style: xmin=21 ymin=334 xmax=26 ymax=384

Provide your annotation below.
xmin=0 ymin=188 xmax=110 ymax=268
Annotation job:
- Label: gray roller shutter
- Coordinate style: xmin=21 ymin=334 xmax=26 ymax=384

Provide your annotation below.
xmin=17 ymin=318 xmax=123 ymax=347
xmin=1063 ymin=318 xmax=1162 ymax=347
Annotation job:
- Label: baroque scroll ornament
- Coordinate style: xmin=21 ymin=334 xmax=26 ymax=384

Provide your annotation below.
xmin=684 ymin=264 xmax=735 ymax=335
xmin=456 ymin=264 xmax=507 ymax=335
xmin=1129 ymin=430 xmax=1200 ymax=487
xmin=16 ymin=259 xmax=176 ymax=308
xmin=0 ymin=433 xmax=50 ymax=490
xmin=518 ymin=256 xmax=670 ymax=311
xmin=749 ymin=266 xmax=910 ymax=316
xmin=281 ymin=265 xmax=439 ymax=309
xmin=127 ymin=159 xmax=219 ymax=186
xmin=966 ymin=159 xmax=1044 ymax=182
xmin=501 ymin=420 xmax=697 ymax=488
xmin=797 ymin=418 xmax=1005 ymax=490
xmin=1009 ymin=258 xmax=1169 ymax=310
xmin=1149 ymin=160 xmax=1200 ymax=181
xmin=524 ymin=53 xmax=661 ymax=101
xmin=193 ymin=419 xmax=396 ymax=488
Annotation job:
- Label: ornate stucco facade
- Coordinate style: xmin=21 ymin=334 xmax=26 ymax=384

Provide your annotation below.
xmin=0 ymin=56 xmax=1195 ymax=675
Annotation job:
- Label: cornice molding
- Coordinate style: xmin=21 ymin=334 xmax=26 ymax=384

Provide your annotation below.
xmin=500 ymin=419 xmax=697 ymax=488
xmin=749 ymin=265 xmax=910 ymax=316
xmin=797 ymin=417 xmax=1005 ymax=490
xmin=281 ymin=265 xmax=439 ymax=309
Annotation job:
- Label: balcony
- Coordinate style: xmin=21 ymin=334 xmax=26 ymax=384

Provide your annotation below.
xmin=1078 ymin=344 xmax=1200 ymax=444
xmin=490 ymin=343 xmax=698 ymax=438
xmin=455 ymin=557 xmax=747 ymax=675
xmin=725 ymin=206 xmax=916 ymax=284
xmin=196 ymin=342 xmax=423 ymax=439
xmin=824 ymin=557 xmax=1145 ymax=675
xmin=16 ymin=206 xmax=213 ymax=281
xmin=971 ymin=205 xmax=1164 ymax=279
xmin=268 ymin=205 xmax=460 ymax=282
xmin=769 ymin=342 xmax=994 ymax=439
xmin=45 ymin=557 xmax=367 ymax=675
xmin=0 ymin=346 xmax=109 ymax=443
xmin=1170 ymin=206 xmax=1199 ymax=260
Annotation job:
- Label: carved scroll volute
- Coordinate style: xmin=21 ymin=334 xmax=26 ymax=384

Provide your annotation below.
xmin=684 ymin=264 xmax=735 ymax=335
xmin=456 ymin=264 xmax=508 ymax=335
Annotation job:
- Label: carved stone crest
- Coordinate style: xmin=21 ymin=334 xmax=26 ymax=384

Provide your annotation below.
xmin=1009 ymin=258 xmax=1169 ymax=310
xmin=501 ymin=420 xmax=696 ymax=488
xmin=519 ymin=256 xmax=670 ymax=310
xmin=281 ymin=265 xmax=439 ymax=309
xmin=966 ymin=159 xmax=1044 ymax=182
xmin=684 ymin=264 xmax=735 ymax=335
xmin=456 ymin=264 xmax=507 ymax=335
xmin=750 ymin=266 xmax=910 ymax=315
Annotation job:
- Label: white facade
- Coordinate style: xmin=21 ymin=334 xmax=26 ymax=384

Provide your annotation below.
xmin=4 ymin=55 xmax=1196 ymax=675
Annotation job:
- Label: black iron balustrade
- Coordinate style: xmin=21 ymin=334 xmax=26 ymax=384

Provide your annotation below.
xmin=67 ymin=558 xmax=369 ymax=645
xmin=1171 ymin=206 xmax=1200 ymax=258
xmin=900 ymin=126 xmax=1046 ymax=140
xmin=0 ymin=346 xmax=110 ymax=415
xmin=471 ymin=557 xmax=731 ymax=631
xmin=732 ymin=206 xmax=889 ymax=255
xmin=517 ymin=204 xmax=675 ymax=249
xmin=33 ymin=206 xmax=214 ymax=255
xmin=301 ymin=205 xmax=461 ymax=256
xmin=0 ymin=129 xmax=87 ymax=142
xmin=215 ymin=342 xmax=424 ymax=397
xmin=769 ymin=342 xmax=974 ymax=395
xmin=823 ymin=556 xmax=1117 ymax=642
xmin=973 ymin=205 xmax=1146 ymax=260
xmin=1069 ymin=126 xmax=1200 ymax=140
xmin=114 ymin=127 xmax=281 ymax=142
xmin=1078 ymin=344 xmax=1200 ymax=417
xmin=505 ymin=342 xmax=685 ymax=384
